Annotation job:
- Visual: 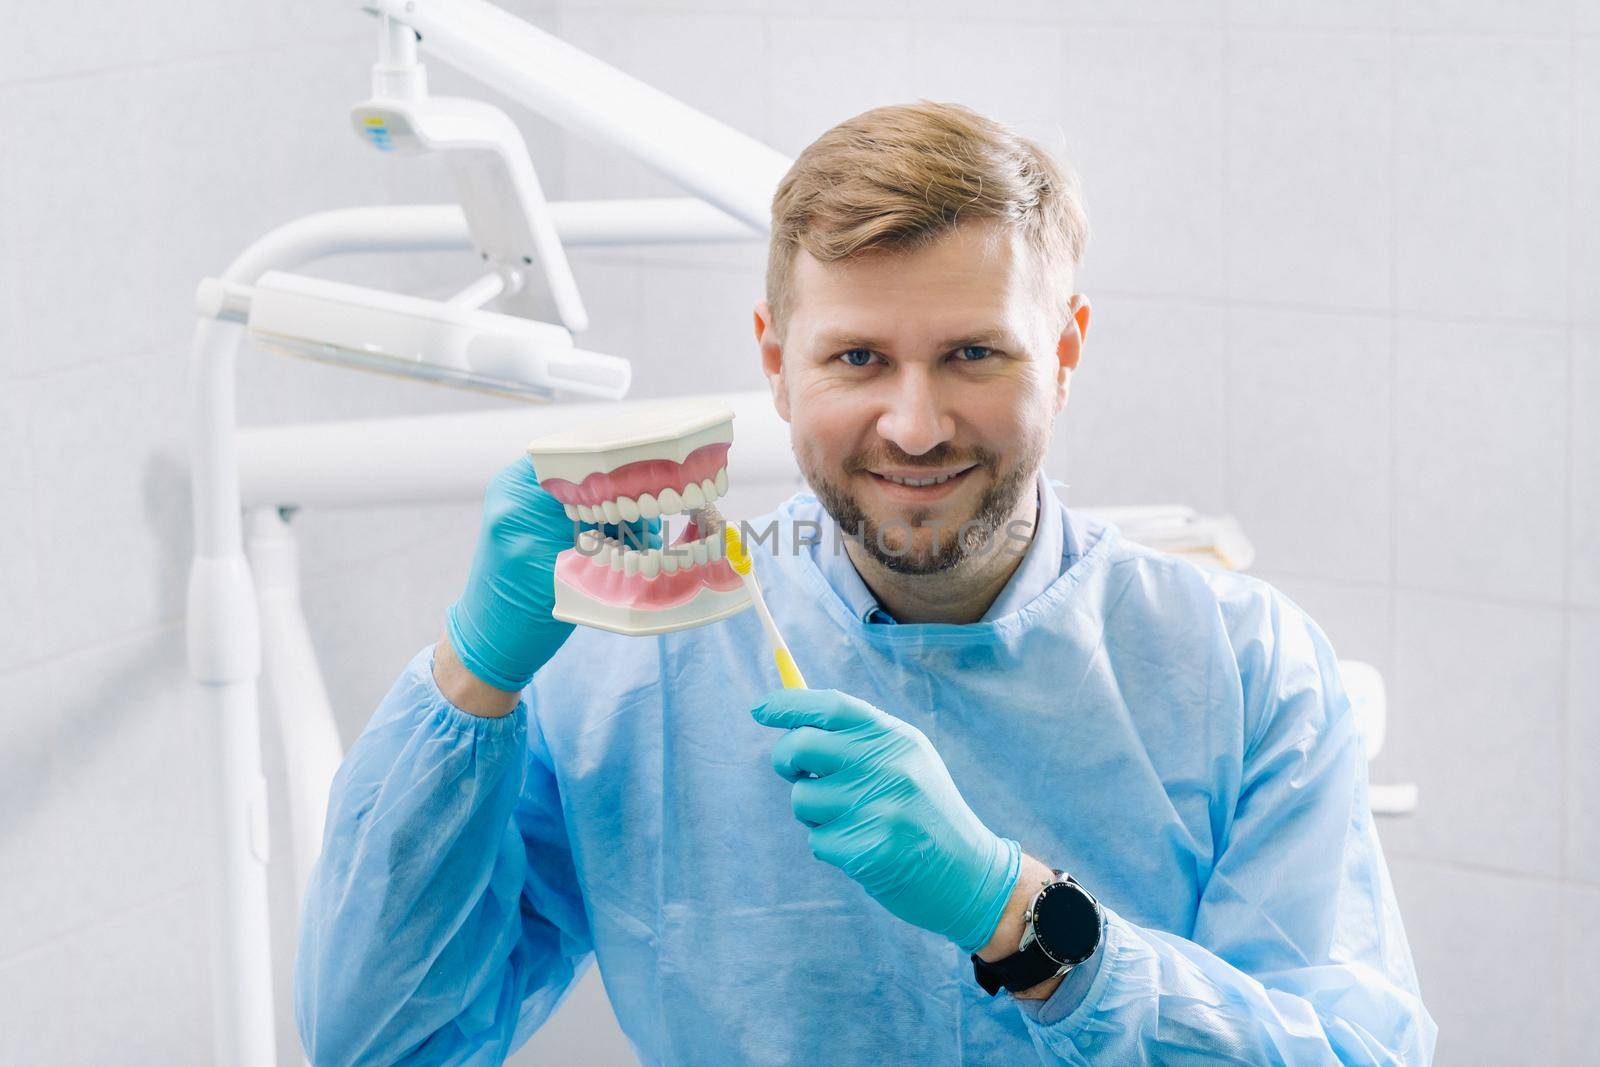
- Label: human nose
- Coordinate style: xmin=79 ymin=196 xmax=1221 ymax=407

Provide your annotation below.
xmin=873 ymin=367 xmax=955 ymax=457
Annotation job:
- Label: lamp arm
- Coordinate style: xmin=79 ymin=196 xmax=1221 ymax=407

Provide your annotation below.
xmin=362 ymin=0 xmax=791 ymax=232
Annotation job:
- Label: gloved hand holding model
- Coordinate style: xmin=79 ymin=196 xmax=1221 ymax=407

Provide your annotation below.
xmin=752 ymin=688 xmax=1023 ymax=953
xmin=446 ymin=455 xmax=656 ymax=692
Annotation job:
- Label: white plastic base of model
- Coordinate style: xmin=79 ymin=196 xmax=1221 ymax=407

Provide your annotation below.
xmin=552 ymin=569 xmax=751 ymax=636
xmin=524 ymin=399 xmax=734 ymax=484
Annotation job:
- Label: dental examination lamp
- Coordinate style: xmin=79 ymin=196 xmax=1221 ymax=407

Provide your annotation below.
xmin=195 ymin=271 xmax=632 ymax=401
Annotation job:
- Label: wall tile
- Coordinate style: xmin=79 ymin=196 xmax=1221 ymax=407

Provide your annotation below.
xmin=556 ymin=10 xmax=772 ymax=202
xmin=1569 ymin=608 xmax=1600 ymax=883
xmin=1226 ymin=307 xmax=1392 ymax=582
xmin=1394 ymin=318 xmax=1567 ymax=602
xmin=1226 ymin=0 xmax=1392 ymax=28
xmin=908 ymin=0 xmax=1066 ymax=21
xmin=0 ymin=3 xmax=365 ymax=85
xmin=1225 ymin=29 xmax=1391 ymax=310
xmin=1576 ymin=330 xmax=1600 ymax=605
xmin=1562 ymin=883 xmax=1600 ymax=1067
xmin=1382 ymin=593 xmax=1564 ymax=877
xmin=1060 ymin=28 xmax=1225 ymax=298
xmin=626 ymin=261 xmax=769 ymax=401
xmin=1394 ymin=0 xmax=1574 ymax=32
xmin=62 ymin=886 xmax=212 ymax=1061
xmin=561 ymin=0 xmax=764 ymax=10
xmin=0 ymin=626 xmax=204 ymax=961
xmin=0 ymin=94 xmax=19 ymax=382
xmin=0 ymin=387 xmax=43 ymax=672
xmin=769 ymin=0 xmax=912 ymax=16
xmin=1058 ymin=0 xmax=1225 ymax=25
xmin=588 ymin=230 xmax=769 ymax=277
xmin=1388 ymin=857 xmax=1560 ymax=1066
xmin=23 ymin=350 xmax=194 ymax=656
xmin=1394 ymin=35 xmax=1569 ymax=321
xmin=0 ymin=886 xmax=211 ymax=1062
xmin=2 ymin=40 xmax=394 ymax=379
xmin=1050 ymin=298 xmax=1228 ymax=513
xmin=1578 ymin=37 xmax=1600 ymax=325
xmin=911 ymin=18 xmax=1066 ymax=148
xmin=565 ymin=251 xmax=646 ymax=365
xmin=0 ymin=672 xmax=61 ymax=960
xmin=283 ymin=501 xmax=481 ymax=590
xmin=946 ymin=0 xmax=1083 ymax=18
xmin=767 ymin=17 xmax=916 ymax=156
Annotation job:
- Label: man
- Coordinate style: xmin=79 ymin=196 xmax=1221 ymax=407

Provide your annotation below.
xmin=296 ymin=102 xmax=1435 ymax=1065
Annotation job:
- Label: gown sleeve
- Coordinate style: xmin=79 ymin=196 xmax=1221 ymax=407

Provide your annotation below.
xmin=293 ymin=643 xmax=592 ymax=1066
xmin=1016 ymin=583 xmax=1437 ymax=1065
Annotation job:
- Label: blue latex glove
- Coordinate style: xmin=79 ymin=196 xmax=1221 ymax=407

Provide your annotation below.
xmin=751 ymin=688 xmax=1022 ymax=953
xmin=446 ymin=455 xmax=656 ymax=692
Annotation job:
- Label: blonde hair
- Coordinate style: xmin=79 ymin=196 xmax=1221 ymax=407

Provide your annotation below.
xmin=765 ymin=100 xmax=1089 ymax=338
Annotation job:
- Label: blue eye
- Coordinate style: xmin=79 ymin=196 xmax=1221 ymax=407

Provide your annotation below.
xmin=957 ymin=345 xmax=992 ymax=361
xmin=840 ymin=348 xmax=875 ymax=367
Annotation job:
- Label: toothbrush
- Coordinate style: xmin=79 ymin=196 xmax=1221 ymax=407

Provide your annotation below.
xmin=700 ymin=505 xmax=807 ymax=689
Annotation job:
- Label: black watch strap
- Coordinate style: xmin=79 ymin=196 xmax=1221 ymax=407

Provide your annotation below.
xmin=970 ymin=872 xmax=1102 ymax=997
xmin=970 ymin=936 xmax=1063 ymax=997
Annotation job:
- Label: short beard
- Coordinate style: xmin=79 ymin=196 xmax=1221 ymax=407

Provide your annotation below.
xmin=804 ymin=439 xmax=1043 ymax=576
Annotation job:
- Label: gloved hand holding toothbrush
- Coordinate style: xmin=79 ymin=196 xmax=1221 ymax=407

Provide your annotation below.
xmin=751 ymin=688 xmax=1022 ymax=954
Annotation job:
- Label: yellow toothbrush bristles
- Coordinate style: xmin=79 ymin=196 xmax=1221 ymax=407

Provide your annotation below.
xmin=723 ymin=525 xmax=752 ymax=575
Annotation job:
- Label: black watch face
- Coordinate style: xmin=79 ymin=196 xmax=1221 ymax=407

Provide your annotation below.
xmin=1033 ymin=881 xmax=1100 ymax=965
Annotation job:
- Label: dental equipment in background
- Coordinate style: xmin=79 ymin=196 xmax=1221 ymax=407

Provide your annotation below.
xmin=1074 ymin=504 xmax=1255 ymax=571
xmin=195 ymin=271 xmax=631 ymax=401
xmin=185 ymin=2 xmax=787 ymax=1063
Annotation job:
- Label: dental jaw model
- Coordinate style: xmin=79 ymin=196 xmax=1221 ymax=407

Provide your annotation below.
xmin=525 ymin=401 xmax=750 ymax=636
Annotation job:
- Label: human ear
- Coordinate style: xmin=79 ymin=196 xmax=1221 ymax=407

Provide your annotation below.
xmin=754 ymin=299 xmax=791 ymax=423
xmin=1053 ymin=294 xmax=1091 ymax=411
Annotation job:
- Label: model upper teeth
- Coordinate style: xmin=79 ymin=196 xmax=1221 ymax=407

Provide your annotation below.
xmin=560 ymin=470 xmax=725 ymax=524
xmin=882 ymin=471 xmax=960 ymax=487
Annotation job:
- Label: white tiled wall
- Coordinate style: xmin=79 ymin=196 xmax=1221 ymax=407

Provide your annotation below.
xmin=2 ymin=2 xmax=1594 ymax=1064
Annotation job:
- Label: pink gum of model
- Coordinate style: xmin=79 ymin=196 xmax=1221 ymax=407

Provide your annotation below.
xmin=538 ymin=442 xmax=729 ymax=507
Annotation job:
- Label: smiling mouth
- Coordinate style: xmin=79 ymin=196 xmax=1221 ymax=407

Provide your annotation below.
xmin=865 ymin=465 xmax=978 ymax=490
xmin=879 ymin=471 xmax=963 ymax=487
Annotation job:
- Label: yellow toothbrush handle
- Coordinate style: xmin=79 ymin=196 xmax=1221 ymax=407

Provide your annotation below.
xmin=773 ymin=647 xmax=807 ymax=689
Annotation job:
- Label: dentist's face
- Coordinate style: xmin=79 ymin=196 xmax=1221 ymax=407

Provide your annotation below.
xmin=757 ymin=219 xmax=1089 ymax=574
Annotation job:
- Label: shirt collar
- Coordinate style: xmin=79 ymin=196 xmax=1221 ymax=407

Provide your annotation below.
xmin=809 ymin=469 xmax=1076 ymax=625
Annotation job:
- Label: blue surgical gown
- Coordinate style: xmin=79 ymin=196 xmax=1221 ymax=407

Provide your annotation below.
xmin=295 ymin=492 xmax=1436 ymax=1065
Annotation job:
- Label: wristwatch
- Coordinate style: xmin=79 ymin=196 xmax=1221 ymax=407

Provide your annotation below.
xmin=970 ymin=870 xmax=1103 ymax=997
